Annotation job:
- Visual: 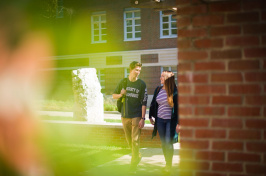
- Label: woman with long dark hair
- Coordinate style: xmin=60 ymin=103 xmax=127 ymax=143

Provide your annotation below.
xmin=149 ymin=71 xmax=179 ymax=174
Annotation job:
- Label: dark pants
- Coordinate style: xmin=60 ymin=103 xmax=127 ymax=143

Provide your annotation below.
xmin=157 ymin=117 xmax=174 ymax=167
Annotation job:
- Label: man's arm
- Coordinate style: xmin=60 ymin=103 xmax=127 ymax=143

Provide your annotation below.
xmin=112 ymin=89 xmax=126 ymax=99
xmin=139 ymin=105 xmax=146 ymax=129
xmin=112 ymin=94 xmax=123 ymax=99
xmin=142 ymin=105 xmax=146 ymax=119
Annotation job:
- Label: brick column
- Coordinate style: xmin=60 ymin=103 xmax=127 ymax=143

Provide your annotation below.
xmin=177 ymin=0 xmax=266 ymax=175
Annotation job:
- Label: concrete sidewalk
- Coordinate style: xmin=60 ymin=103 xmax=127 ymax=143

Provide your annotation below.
xmin=80 ymin=144 xmax=180 ymax=176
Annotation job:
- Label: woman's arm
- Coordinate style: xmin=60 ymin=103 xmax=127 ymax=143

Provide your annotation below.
xmin=174 ymin=88 xmax=179 ymax=133
xmin=149 ymin=86 xmax=160 ymax=125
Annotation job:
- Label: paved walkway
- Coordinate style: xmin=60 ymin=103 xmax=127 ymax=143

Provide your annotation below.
xmin=80 ymin=144 xmax=180 ymax=176
xmin=40 ymin=111 xmax=180 ymax=176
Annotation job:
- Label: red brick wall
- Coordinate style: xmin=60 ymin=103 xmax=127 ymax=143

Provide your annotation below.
xmin=139 ymin=66 xmax=161 ymax=95
xmin=177 ymin=0 xmax=266 ymax=175
xmin=64 ymin=0 xmax=177 ymax=54
xmin=105 ymin=68 xmax=125 ymax=95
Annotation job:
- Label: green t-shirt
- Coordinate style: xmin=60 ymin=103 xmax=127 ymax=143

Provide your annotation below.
xmin=114 ymin=78 xmax=147 ymax=118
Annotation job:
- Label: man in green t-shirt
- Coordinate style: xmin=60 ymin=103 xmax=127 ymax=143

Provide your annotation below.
xmin=113 ymin=61 xmax=147 ymax=173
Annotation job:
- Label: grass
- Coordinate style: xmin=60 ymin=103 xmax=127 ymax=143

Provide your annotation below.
xmin=105 ymin=119 xmax=151 ymax=124
xmin=41 ymin=115 xmax=86 ymax=121
xmin=38 ymin=99 xmax=74 ymax=111
xmin=41 ymin=116 xmax=151 ymax=124
xmin=45 ymin=143 xmax=130 ymax=175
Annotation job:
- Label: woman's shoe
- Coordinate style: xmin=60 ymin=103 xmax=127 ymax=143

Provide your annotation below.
xmin=162 ymin=165 xmax=171 ymax=175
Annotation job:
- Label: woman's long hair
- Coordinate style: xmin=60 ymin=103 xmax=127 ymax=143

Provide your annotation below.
xmin=163 ymin=71 xmax=177 ymax=107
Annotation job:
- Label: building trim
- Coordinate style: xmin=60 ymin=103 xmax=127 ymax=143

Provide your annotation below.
xmin=42 ymin=48 xmax=178 ymax=71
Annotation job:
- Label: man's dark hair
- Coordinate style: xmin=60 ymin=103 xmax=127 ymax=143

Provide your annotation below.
xmin=129 ymin=61 xmax=142 ymax=71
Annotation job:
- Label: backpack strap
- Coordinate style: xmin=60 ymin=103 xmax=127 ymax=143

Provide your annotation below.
xmin=122 ymin=78 xmax=127 ymax=90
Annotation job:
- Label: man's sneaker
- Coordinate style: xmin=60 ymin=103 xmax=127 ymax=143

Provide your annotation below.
xmin=131 ymin=155 xmax=142 ymax=166
xmin=135 ymin=155 xmax=142 ymax=166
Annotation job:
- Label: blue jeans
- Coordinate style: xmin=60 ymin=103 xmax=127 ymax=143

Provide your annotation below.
xmin=157 ymin=117 xmax=174 ymax=166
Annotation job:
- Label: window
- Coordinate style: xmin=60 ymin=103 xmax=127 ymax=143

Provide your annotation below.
xmin=160 ymin=11 xmax=177 ymax=38
xmin=141 ymin=54 xmax=158 ymax=63
xmin=97 ymin=69 xmax=105 ymax=94
xmin=57 ymin=58 xmax=89 ymax=68
xmin=106 ymin=56 xmax=122 ymax=65
xmin=125 ymin=68 xmax=130 ymax=77
xmin=91 ymin=12 xmax=107 ymax=43
xmin=124 ymin=8 xmax=141 ymax=41
xmin=161 ymin=66 xmax=178 ymax=84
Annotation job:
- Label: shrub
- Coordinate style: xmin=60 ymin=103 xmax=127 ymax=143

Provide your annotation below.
xmin=39 ymin=95 xmax=118 ymax=112
xmin=104 ymin=95 xmax=117 ymax=111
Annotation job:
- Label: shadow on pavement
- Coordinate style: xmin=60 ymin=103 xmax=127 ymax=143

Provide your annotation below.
xmin=80 ymin=146 xmax=179 ymax=176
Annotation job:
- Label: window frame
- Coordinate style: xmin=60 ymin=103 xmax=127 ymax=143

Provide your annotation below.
xmin=124 ymin=8 xmax=141 ymax=41
xmin=160 ymin=11 xmax=177 ymax=39
xmin=97 ymin=69 xmax=106 ymax=93
xmin=91 ymin=11 xmax=107 ymax=44
xmin=124 ymin=68 xmax=130 ymax=78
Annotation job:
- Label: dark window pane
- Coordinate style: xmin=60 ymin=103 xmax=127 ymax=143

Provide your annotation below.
xmin=141 ymin=54 xmax=159 ymax=63
xmin=94 ymin=29 xmax=99 ymax=35
xmin=134 ymin=11 xmax=140 ymax=17
xmin=102 ymin=29 xmax=106 ymax=35
xmin=126 ymin=12 xmax=132 ymax=18
xmin=127 ymin=33 xmax=132 ymax=39
xmin=101 ymin=23 xmax=106 ymax=28
xmin=127 ymin=27 xmax=132 ymax=32
xmin=171 ymin=22 xmax=177 ymax=28
xmin=94 ymin=36 xmax=99 ymax=41
xmin=106 ymin=56 xmax=122 ymax=65
xmin=135 ymin=26 xmax=141 ymax=31
xmin=94 ymin=24 xmax=99 ymax=29
xmin=163 ymin=16 xmax=168 ymax=22
xmin=126 ymin=20 xmax=132 ymax=26
xmin=135 ymin=32 xmax=141 ymax=38
xmin=171 ymin=29 xmax=177 ymax=35
xmin=163 ymin=30 xmax=169 ymax=36
xmin=135 ymin=19 xmax=141 ymax=25
xmin=93 ymin=16 xmax=99 ymax=22
xmin=163 ymin=23 xmax=169 ymax=29
xmin=102 ymin=35 xmax=107 ymax=41
xmin=101 ymin=15 xmax=106 ymax=21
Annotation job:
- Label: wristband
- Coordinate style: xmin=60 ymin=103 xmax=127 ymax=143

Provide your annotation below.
xmin=142 ymin=117 xmax=145 ymax=120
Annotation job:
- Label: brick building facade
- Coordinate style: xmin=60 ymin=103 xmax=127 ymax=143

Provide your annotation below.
xmin=177 ymin=0 xmax=266 ymax=175
xmin=47 ymin=0 xmax=178 ymax=100
xmin=44 ymin=0 xmax=266 ymax=175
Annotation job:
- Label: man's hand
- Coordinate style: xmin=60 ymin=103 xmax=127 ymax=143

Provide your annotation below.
xmin=112 ymin=88 xmax=127 ymax=99
xmin=139 ymin=118 xmax=145 ymax=129
xmin=120 ymin=88 xmax=126 ymax=95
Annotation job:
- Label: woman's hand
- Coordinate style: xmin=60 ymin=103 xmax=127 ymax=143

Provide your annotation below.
xmin=149 ymin=118 xmax=155 ymax=125
xmin=176 ymin=124 xmax=180 ymax=133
